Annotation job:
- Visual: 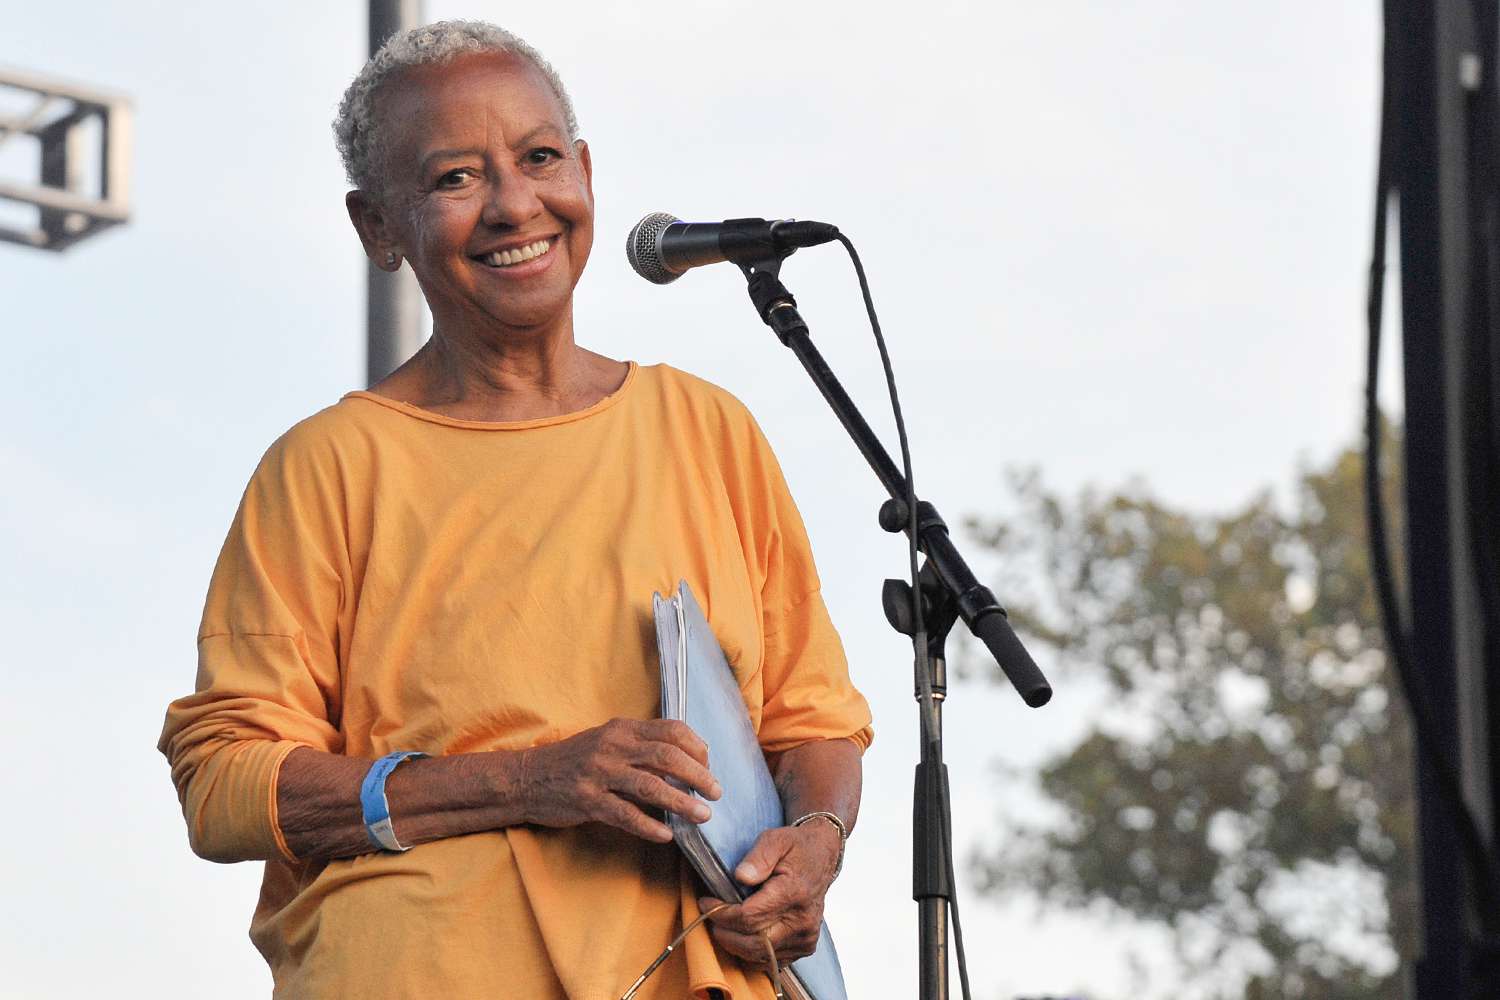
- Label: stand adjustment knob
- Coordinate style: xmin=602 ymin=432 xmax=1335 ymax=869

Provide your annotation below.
xmin=878 ymin=498 xmax=910 ymax=533
xmin=878 ymin=498 xmax=948 ymax=536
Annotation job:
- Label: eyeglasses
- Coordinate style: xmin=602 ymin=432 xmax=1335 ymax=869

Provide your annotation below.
xmin=618 ymin=901 xmax=785 ymax=1000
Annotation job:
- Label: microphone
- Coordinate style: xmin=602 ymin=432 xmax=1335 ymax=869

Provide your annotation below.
xmin=626 ymin=213 xmax=840 ymax=284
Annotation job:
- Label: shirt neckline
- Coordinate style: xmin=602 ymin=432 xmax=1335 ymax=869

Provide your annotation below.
xmin=342 ymin=361 xmax=639 ymax=431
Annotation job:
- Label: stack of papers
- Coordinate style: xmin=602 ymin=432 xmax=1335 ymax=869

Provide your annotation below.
xmin=652 ymin=580 xmax=850 ymax=1000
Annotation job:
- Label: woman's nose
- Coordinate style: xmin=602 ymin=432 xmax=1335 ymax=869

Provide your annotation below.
xmin=480 ymin=165 xmax=545 ymax=228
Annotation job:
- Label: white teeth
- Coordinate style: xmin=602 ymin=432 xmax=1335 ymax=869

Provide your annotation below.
xmin=483 ymin=239 xmax=551 ymax=267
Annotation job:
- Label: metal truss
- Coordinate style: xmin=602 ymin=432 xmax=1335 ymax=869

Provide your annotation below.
xmin=0 ymin=65 xmax=132 ymax=251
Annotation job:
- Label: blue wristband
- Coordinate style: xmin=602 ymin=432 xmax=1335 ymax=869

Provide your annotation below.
xmin=360 ymin=750 xmax=428 ymax=852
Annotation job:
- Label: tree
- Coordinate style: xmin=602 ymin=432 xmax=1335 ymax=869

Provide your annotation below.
xmin=967 ymin=440 xmax=1415 ymax=999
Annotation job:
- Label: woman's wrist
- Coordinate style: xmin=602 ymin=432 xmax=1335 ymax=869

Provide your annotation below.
xmin=378 ymin=748 xmax=534 ymax=847
xmin=791 ymin=811 xmax=847 ymax=881
xmin=496 ymin=747 xmax=532 ymax=825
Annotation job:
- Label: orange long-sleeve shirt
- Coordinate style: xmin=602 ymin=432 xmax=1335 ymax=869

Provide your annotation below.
xmin=158 ymin=363 xmax=873 ymax=999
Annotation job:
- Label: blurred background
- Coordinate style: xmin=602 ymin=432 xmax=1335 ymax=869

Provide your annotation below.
xmin=2 ymin=2 xmax=1425 ymax=998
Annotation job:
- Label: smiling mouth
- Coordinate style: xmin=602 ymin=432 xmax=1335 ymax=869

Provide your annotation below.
xmin=476 ymin=239 xmax=554 ymax=268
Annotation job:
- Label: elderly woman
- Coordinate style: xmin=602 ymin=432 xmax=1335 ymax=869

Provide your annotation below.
xmin=158 ymin=19 xmax=871 ymax=1000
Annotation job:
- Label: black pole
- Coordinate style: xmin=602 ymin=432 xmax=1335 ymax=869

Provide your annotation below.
xmin=1386 ymin=0 xmax=1499 ymax=994
xmin=366 ymin=0 xmax=425 ymax=385
xmin=1389 ymin=2 xmax=1468 ymax=988
xmin=911 ymin=628 xmax=954 ymax=1000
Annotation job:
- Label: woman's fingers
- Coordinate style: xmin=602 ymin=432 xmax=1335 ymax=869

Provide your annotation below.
xmin=636 ymin=718 xmax=711 ymax=766
xmin=518 ymin=718 xmax=722 ymax=840
xmin=703 ymin=876 xmax=815 ymax=937
xmin=733 ymin=827 xmax=796 ymax=886
xmin=697 ymin=897 xmax=821 ymax=964
xmin=711 ymin=923 xmax=818 ymax=964
xmin=598 ymin=794 xmax=674 ymax=843
xmin=609 ymin=766 xmax=711 ymax=824
xmin=636 ymin=739 xmax=722 ymax=801
xmin=601 ymin=718 xmax=719 ymax=803
xmin=694 ymin=824 xmax=836 ymax=962
xmin=632 ymin=720 xmax=721 ymax=800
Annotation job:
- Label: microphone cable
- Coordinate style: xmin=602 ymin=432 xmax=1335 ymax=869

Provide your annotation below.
xmin=835 ymin=232 xmax=975 ymax=1000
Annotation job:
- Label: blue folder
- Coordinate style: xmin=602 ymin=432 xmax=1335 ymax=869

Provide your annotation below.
xmin=652 ymin=580 xmax=849 ymax=1000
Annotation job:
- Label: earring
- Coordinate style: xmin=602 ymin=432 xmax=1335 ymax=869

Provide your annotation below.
xmin=385 ymin=251 xmax=399 ymax=268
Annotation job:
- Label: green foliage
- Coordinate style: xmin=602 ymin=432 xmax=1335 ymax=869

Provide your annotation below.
xmin=968 ymin=439 xmax=1414 ymax=999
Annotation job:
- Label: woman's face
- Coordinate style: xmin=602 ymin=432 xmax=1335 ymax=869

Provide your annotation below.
xmin=367 ymin=51 xmax=594 ymax=337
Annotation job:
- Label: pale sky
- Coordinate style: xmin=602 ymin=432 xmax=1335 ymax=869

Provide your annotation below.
xmin=2 ymin=3 xmax=1391 ymax=998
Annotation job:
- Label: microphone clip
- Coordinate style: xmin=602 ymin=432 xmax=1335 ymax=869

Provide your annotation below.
xmin=741 ymin=265 xmax=809 ymax=346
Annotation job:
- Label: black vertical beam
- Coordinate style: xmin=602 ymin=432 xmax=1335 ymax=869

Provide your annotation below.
xmin=1391 ymin=2 xmax=1469 ymax=987
xmin=1390 ymin=0 xmax=1498 ymax=995
xmin=37 ymin=111 xmax=85 ymax=243
xmin=1461 ymin=0 xmax=1500 ymax=902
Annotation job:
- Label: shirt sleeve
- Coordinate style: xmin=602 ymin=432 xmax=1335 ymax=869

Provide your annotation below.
xmin=727 ymin=405 xmax=874 ymax=754
xmin=759 ymin=588 xmax=874 ymax=753
xmin=158 ymin=420 xmax=347 ymax=863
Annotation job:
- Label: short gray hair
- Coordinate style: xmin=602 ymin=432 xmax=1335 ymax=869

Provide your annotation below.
xmin=333 ymin=20 xmax=579 ymax=194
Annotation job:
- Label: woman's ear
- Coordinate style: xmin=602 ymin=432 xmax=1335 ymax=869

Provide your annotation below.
xmin=346 ymin=190 xmax=403 ymax=270
xmin=575 ymin=139 xmax=593 ymax=201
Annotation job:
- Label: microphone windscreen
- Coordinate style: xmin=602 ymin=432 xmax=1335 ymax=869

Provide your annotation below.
xmin=626 ymin=212 xmax=683 ymax=285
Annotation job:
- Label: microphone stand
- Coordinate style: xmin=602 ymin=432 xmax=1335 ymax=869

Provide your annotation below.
xmin=733 ymin=251 xmax=1052 ymax=1000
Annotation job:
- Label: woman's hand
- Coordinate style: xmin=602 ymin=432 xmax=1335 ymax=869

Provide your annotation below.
xmin=698 ymin=818 xmax=843 ymax=964
xmin=517 ymin=719 xmax=723 ymax=843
